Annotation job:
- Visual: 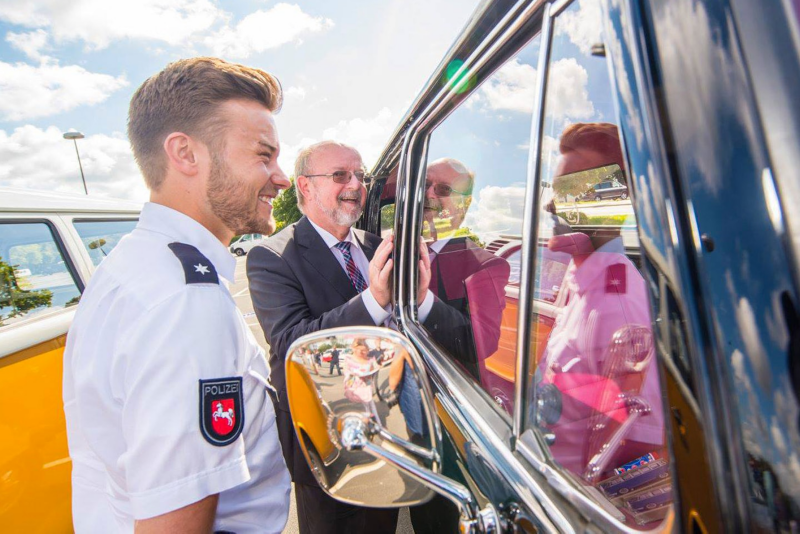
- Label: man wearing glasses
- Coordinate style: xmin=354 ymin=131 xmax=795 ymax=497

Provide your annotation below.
xmin=246 ymin=140 xmax=426 ymax=533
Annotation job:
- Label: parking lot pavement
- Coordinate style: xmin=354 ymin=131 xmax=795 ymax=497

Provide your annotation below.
xmin=231 ymin=255 xmax=414 ymax=534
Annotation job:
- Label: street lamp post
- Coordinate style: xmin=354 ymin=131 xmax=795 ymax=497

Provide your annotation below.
xmin=63 ymin=130 xmax=88 ymax=195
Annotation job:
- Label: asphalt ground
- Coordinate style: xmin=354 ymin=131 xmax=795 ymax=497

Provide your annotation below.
xmin=230 ymin=255 xmax=414 ymax=534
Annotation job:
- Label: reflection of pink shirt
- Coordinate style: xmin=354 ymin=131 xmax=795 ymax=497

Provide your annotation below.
xmin=540 ymin=251 xmax=664 ymax=476
xmin=344 ymin=357 xmax=379 ymax=404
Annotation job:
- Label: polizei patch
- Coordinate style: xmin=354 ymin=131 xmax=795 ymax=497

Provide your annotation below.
xmin=199 ymin=377 xmax=244 ymax=446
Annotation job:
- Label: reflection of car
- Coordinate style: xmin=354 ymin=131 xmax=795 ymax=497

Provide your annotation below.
xmin=286 ymin=1 xmax=800 ymax=533
xmin=0 ymin=188 xmax=140 ymax=530
xmin=229 ymin=233 xmax=266 ymax=256
xmin=580 ymin=180 xmax=628 ymax=201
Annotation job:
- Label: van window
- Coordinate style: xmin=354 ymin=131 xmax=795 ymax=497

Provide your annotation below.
xmin=0 ymin=222 xmax=82 ymax=327
xmin=417 ymin=33 xmax=542 ymax=414
xmin=73 ymin=219 xmax=138 ymax=267
xmin=523 ymin=1 xmax=670 ymax=528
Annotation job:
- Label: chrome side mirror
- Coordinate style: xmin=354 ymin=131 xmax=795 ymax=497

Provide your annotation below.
xmin=285 ymin=326 xmax=438 ymax=507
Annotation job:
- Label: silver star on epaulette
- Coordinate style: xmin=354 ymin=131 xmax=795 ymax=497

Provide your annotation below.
xmin=194 ymin=263 xmax=210 ymax=275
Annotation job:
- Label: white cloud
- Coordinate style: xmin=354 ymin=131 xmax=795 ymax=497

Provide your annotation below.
xmin=463 ymin=185 xmax=527 ymax=242
xmin=557 ymin=0 xmax=603 ymax=55
xmin=320 ymin=107 xmax=397 ymax=169
xmin=546 ymin=58 xmax=594 ymax=121
xmin=284 ymin=86 xmax=307 ymax=103
xmin=0 ymin=0 xmax=222 ymax=50
xmin=0 ymin=125 xmax=147 ymax=200
xmin=0 ymin=61 xmax=128 ymax=121
xmin=205 ymin=3 xmax=333 ymax=59
xmin=478 ymin=58 xmax=538 ymax=113
xmin=6 ymin=29 xmax=49 ymax=62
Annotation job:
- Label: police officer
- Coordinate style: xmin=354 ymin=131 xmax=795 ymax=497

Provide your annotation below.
xmin=63 ymin=57 xmax=291 ymax=533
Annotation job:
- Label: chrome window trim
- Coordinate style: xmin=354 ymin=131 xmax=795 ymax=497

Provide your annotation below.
xmin=513 ymin=0 xmax=554 ymax=438
xmin=403 ymin=319 xmax=574 ymax=533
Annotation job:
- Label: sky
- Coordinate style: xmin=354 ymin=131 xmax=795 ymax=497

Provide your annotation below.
xmin=0 ymin=0 xmax=481 ymax=201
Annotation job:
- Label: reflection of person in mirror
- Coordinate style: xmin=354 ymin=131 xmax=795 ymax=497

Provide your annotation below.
xmin=343 ymin=339 xmax=380 ymax=408
xmin=389 ymin=350 xmax=427 ymax=446
xmin=328 ymin=346 xmax=341 ymax=376
xmin=420 ymin=158 xmax=511 ymax=382
xmin=534 ymin=122 xmax=664 ymax=479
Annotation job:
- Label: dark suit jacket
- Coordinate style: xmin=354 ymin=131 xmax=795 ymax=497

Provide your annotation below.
xmin=247 ymin=216 xmax=381 ymax=485
xmin=425 ymin=237 xmax=510 ymax=380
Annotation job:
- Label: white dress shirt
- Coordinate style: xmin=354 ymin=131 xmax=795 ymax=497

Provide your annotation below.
xmin=63 ymin=202 xmax=290 ymax=533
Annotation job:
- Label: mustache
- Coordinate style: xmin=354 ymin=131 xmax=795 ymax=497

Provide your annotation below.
xmin=424 ymin=199 xmax=442 ymax=211
xmin=338 ymin=190 xmax=362 ymax=202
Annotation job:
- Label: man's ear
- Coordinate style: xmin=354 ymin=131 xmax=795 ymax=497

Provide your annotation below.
xmin=163 ymin=132 xmax=204 ymax=176
xmin=296 ymin=175 xmax=311 ymax=203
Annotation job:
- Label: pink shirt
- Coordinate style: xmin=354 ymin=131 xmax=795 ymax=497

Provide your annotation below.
xmin=539 ymin=250 xmax=664 ymax=478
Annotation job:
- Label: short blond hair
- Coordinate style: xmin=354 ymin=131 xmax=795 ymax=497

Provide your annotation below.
xmin=128 ymin=57 xmax=283 ymax=190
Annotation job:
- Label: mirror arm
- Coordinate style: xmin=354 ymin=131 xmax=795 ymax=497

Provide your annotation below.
xmin=373 ymin=423 xmax=439 ymax=463
xmin=340 ymin=416 xmax=485 ymax=531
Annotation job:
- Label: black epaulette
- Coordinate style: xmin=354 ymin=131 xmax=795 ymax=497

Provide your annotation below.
xmin=168 ymin=242 xmax=219 ymax=284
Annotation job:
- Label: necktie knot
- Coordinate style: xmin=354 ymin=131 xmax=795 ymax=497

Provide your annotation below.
xmin=334 ymin=241 xmax=352 ymax=255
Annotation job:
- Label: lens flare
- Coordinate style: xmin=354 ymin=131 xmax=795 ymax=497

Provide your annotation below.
xmin=442 ymin=59 xmax=475 ymax=94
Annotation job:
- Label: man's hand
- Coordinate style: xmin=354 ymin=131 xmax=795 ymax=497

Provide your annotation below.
xmin=417 ymin=240 xmax=432 ymax=305
xmin=369 ymin=235 xmax=394 ymax=308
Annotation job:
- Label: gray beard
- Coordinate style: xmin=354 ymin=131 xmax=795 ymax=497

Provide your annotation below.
xmin=312 ymin=189 xmax=363 ymax=227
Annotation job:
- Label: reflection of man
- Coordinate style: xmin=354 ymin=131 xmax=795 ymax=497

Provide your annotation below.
xmin=535 ymin=122 xmax=664 ymax=479
xmin=329 ymin=346 xmax=341 ymax=376
xmin=421 ymin=158 xmax=511 ymax=381
xmin=412 ymin=158 xmax=511 ymax=534
xmin=247 ymin=141 xmax=404 ymax=534
xmin=63 ymin=58 xmax=290 ymax=532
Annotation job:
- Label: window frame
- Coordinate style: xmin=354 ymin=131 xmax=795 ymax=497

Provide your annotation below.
xmin=514 ymin=0 xmax=679 ymax=531
xmin=71 ymin=217 xmax=139 ymax=267
xmin=381 ymin=0 xmax=581 ymax=528
xmin=0 ymin=218 xmax=86 ymax=328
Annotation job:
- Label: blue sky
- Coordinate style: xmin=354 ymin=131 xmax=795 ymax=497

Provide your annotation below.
xmin=0 ymin=0 xmax=479 ymax=200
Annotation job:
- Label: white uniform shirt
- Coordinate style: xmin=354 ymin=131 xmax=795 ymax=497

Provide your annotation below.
xmin=63 ymin=202 xmax=290 ymax=533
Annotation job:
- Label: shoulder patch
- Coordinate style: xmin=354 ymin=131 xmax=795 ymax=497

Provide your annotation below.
xmin=199 ymin=377 xmax=244 ymax=446
xmin=168 ymin=242 xmax=219 ymax=284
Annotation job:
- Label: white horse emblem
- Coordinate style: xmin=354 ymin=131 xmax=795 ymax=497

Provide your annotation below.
xmin=212 ymin=401 xmax=235 ymax=427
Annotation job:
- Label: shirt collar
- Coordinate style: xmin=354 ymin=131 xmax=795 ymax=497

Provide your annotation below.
xmin=307 ymin=217 xmax=360 ymax=251
xmin=136 ymin=202 xmax=237 ymax=282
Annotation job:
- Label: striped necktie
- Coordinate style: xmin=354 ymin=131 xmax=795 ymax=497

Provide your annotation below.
xmin=333 ymin=241 xmax=368 ymax=293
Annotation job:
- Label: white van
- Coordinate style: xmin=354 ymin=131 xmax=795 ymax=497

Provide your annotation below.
xmin=229 ymin=233 xmax=266 ymax=256
xmin=0 ymin=187 xmax=141 ymax=530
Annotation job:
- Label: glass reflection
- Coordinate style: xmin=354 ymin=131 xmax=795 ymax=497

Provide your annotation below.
xmin=286 ymin=329 xmax=434 ymax=507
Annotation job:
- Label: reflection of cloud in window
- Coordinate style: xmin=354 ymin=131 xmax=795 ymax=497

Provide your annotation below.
xmin=546 ymin=58 xmax=594 ymax=121
xmin=476 ymin=58 xmax=538 ymax=113
xmin=557 ymin=0 xmax=602 ymax=55
xmin=463 ymin=185 xmax=526 ymax=240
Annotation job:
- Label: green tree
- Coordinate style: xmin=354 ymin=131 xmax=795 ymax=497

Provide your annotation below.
xmin=272 ymin=177 xmax=303 ymax=234
xmin=0 ymin=256 xmax=53 ymax=326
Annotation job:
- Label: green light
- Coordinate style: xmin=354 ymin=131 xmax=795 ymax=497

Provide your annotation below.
xmin=442 ymin=59 xmax=475 ymax=94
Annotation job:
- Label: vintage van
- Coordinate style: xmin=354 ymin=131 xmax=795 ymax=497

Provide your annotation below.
xmin=284 ymin=0 xmax=800 ymax=532
xmin=0 ymin=188 xmax=140 ymax=530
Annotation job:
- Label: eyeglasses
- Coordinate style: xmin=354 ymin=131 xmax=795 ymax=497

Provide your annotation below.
xmin=425 ymin=181 xmax=471 ymax=197
xmin=305 ymin=170 xmax=371 ymax=185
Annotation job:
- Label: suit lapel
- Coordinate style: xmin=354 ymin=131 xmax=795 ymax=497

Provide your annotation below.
xmin=295 ymin=217 xmax=358 ymax=301
xmin=353 ymin=229 xmax=378 ymax=261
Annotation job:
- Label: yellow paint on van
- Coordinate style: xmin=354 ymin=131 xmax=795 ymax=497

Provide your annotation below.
xmin=0 ymin=335 xmax=72 ymax=532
